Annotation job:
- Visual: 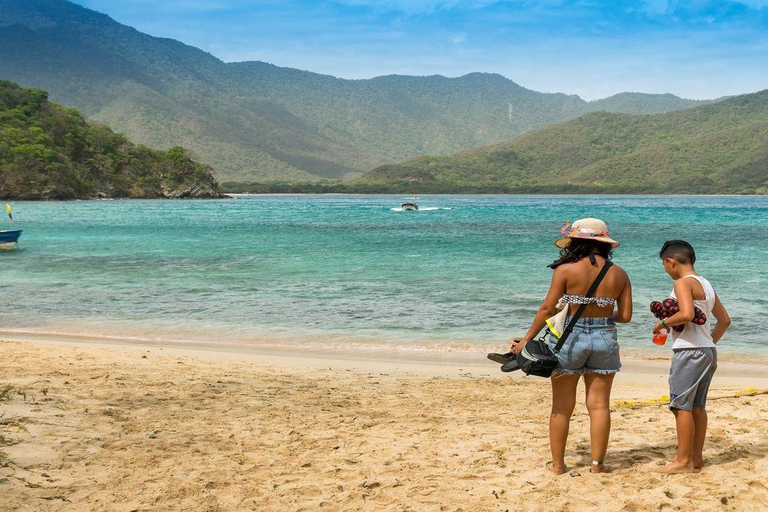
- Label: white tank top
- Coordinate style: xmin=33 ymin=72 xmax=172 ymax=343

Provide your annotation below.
xmin=670 ymin=274 xmax=716 ymax=349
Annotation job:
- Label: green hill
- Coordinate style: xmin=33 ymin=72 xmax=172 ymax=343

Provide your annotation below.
xmin=0 ymin=81 xmax=222 ymax=199
xmin=359 ymin=90 xmax=768 ymax=194
xmin=0 ymin=0 xmax=714 ymax=182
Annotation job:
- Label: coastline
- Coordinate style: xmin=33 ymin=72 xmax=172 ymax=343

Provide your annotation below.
xmin=2 ymin=336 xmax=767 ymax=511
xmin=0 ymin=330 xmax=768 ymax=389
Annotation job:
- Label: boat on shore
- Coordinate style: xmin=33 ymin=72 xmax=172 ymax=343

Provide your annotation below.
xmin=401 ymin=202 xmax=419 ymax=211
xmin=0 ymin=230 xmax=22 ymax=250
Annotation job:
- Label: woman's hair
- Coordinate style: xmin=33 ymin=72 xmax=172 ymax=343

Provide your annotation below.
xmin=549 ymin=238 xmax=613 ymax=269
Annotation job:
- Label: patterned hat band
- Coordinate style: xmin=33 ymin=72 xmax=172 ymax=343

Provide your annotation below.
xmin=554 ymin=219 xmax=620 ymax=249
xmin=560 ymin=222 xmax=611 ymax=238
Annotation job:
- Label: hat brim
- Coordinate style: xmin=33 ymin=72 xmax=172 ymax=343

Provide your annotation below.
xmin=555 ymin=236 xmax=620 ymax=249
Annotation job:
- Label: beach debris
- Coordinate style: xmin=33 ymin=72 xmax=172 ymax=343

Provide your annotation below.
xmin=569 ymin=471 xmax=581 ymax=477
xmin=41 ymin=495 xmax=69 ymax=501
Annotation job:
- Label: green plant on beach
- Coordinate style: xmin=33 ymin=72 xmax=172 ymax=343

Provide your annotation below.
xmin=0 ymin=386 xmax=13 ymax=401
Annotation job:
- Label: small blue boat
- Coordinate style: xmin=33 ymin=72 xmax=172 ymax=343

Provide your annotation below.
xmin=0 ymin=230 xmax=22 ymax=250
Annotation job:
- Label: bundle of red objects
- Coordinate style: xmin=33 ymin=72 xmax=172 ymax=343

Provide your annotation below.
xmin=649 ymin=298 xmax=707 ymax=332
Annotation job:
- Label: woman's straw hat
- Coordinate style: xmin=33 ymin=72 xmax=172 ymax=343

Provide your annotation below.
xmin=555 ymin=218 xmax=620 ymax=249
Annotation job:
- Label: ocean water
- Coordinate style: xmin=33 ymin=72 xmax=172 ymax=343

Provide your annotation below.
xmin=1 ymin=195 xmax=766 ymax=361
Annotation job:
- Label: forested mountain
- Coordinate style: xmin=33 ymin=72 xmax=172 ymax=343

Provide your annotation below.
xmin=0 ymin=81 xmax=222 ymax=199
xmin=0 ymin=0 xmax=714 ymax=182
xmin=359 ymin=90 xmax=768 ymax=194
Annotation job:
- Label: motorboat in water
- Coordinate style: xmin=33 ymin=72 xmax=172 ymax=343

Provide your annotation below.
xmin=401 ymin=203 xmax=418 ymax=211
xmin=0 ymin=230 xmax=22 ymax=250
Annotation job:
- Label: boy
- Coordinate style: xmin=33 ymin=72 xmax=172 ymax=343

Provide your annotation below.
xmin=653 ymin=240 xmax=731 ymax=473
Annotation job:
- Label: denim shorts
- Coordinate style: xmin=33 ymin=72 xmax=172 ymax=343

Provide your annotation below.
xmin=552 ymin=317 xmax=621 ymax=375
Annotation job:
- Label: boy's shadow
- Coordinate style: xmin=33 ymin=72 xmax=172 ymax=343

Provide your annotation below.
xmin=571 ymin=436 xmax=768 ymax=471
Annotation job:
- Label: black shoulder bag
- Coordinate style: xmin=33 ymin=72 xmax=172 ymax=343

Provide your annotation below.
xmin=489 ymin=260 xmax=613 ymax=377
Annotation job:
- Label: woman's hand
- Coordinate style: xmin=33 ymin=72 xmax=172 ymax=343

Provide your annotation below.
xmin=509 ymin=337 xmax=529 ymax=354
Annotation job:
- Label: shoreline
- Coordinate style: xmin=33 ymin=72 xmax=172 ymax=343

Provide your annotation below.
xmin=3 ymin=331 xmax=768 ymax=386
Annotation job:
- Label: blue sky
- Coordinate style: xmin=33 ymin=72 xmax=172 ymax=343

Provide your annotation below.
xmin=72 ymin=0 xmax=768 ymax=100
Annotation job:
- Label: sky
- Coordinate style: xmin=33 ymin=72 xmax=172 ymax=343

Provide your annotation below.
xmin=71 ymin=0 xmax=768 ymax=100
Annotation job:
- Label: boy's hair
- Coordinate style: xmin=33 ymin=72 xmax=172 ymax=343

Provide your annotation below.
xmin=659 ymin=240 xmax=696 ymax=265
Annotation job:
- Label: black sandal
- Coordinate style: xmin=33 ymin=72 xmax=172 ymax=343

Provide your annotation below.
xmin=487 ymin=352 xmax=514 ymax=365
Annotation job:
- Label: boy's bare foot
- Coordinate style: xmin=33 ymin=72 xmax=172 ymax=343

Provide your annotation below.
xmin=590 ymin=464 xmax=611 ymax=474
xmin=693 ymin=458 xmax=704 ymax=469
xmin=656 ymin=460 xmax=695 ymax=474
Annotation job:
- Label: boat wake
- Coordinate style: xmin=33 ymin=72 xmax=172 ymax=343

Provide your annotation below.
xmin=390 ymin=207 xmax=451 ymax=212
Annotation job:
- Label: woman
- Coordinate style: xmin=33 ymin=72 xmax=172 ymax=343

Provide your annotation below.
xmin=511 ymin=218 xmax=632 ymax=475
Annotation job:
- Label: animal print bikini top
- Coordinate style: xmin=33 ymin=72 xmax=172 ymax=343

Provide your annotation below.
xmin=560 ymin=294 xmax=616 ymax=308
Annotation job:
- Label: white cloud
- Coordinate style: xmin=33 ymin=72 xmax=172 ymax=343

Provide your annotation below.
xmin=452 ymin=32 xmax=467 ymax=43
xmin=642 ymin=0 xmax=670 ymax=15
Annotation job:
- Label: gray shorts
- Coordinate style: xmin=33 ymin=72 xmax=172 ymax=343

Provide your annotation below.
xmin=669 ymin=348 xmax=718 ymax=411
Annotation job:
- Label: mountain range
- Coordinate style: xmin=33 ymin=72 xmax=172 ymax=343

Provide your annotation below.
xmin=361 ymin=89 xmax=768 ymax=194
xmin=0 ymin=0 xmax=716 ymax=182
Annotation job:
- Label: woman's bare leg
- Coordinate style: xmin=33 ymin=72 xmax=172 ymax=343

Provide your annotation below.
xmin=550 ymin=373 xmax=581 ymax=475
xmin=584 ymin=372 xmax=615 ymax=473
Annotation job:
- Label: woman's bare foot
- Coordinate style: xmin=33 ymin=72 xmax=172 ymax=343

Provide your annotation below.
xmin=656 ymin=460 xmax=695 ymax=474
xmin=590 ymin=464 xmax=611 ymax=474
xmin=549 ymin=461 xmax=568 ymax=475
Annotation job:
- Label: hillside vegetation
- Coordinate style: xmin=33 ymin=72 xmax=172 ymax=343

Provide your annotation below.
xmin=0 ymin=81 xmax=223 ymax=199
xmin=357 ymin=90 xmax=768 ymax=194
xmin=0 ymin=0 xmax=714 ymax=182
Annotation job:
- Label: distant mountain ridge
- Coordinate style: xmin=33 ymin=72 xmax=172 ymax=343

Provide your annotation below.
xmin=359 ymin=89 xmax=768 ymax=194
xmin=0 ymin=0 xmax=717 ymax=182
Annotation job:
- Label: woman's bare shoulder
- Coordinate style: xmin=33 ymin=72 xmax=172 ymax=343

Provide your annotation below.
xmin=609 ymin=263 xmax=629 ymax=281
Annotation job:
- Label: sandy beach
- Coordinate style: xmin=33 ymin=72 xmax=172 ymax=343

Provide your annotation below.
xmin=1 ymin=336 xmax=767 ymax=512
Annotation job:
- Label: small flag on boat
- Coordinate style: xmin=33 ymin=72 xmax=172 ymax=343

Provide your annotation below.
xmin=5 ymin=204 xmax=11 ymax=221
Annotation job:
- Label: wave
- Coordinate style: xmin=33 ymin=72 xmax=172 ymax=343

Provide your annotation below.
xmin=390 ymin=207 xmax=452 ymax=211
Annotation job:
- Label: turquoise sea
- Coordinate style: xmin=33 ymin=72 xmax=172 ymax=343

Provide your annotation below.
xmin=1 ymin=195 xmax=766 ymax=361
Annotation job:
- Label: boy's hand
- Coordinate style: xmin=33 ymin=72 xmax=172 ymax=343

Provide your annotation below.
xmin=652 ymin=321 xmax=666 ymax=334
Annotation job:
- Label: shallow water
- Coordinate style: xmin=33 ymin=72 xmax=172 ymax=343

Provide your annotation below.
xmin=1 ymin=195 xmax=766 ymax=361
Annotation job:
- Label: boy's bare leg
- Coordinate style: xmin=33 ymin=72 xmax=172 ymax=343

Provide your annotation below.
xmin=660 ymin=408 xmax=695 ymax=473
xmin=584 ymin=372 xmax=615 ymax=473
xmin=692 ymin=407 xmax=708 ymax=468
xmin=549 ymin=373 xmax=580 ymax=475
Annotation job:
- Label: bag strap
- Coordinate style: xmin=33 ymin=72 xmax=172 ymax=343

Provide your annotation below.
xmin=552 ymin=260 xmax=613 ymax=354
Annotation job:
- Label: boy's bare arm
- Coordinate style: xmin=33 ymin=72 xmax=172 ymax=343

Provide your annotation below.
xmin=710 ymin=294 xmax=731 ymax=344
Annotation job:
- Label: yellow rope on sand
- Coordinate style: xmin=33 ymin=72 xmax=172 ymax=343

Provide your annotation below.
xmin=612 ymin=388 xmax=766 ymax=409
